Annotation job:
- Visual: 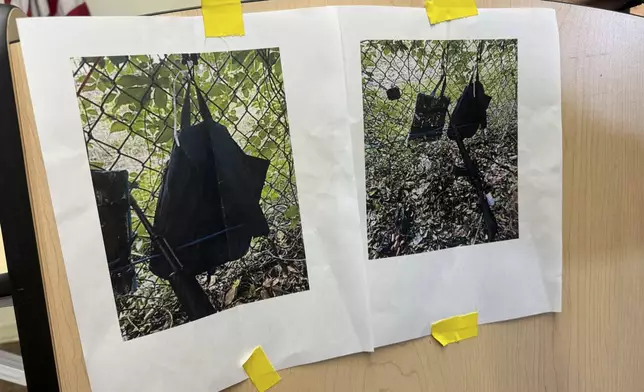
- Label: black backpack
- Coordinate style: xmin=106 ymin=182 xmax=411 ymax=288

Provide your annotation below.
xmin=447 ymin=51 xmax=492 ymax=141
xmin=149 ymin=82 xmax=270 ymax=279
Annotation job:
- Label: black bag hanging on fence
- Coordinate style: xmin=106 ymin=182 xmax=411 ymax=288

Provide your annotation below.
xmin=90 ymin=170 xmax=136 ymax=295
xmin=149 ymin=82 xmax=270 ymax=280
xmin=408 ymin=71 xmax=451 ymax=141
xmin=447 ymin=49 xmax=492 ymax=141
xmin=386 ymin=86 xmax=401 ymax=101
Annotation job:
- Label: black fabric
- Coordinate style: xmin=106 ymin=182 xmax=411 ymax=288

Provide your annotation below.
xmin=409 ymin=74 xmax=450 ymax=141
xmin=445 ymin=48 xmax=498 ymax=240
xmin=447 ymin=65 xmax=492 ymax=141
xmin=90 ymin=170 xmax=135 ymax=295
xmin=0 ymin=273 xmax=11 ymax=298
xmin=386 ymin=86 xmax=401 ymax=100
xmin=0 ymin=5 xmax=60 ymax=390
xmin=149 ymin=83 xmax=269 ymax=279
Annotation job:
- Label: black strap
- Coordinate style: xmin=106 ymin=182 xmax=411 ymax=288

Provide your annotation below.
xmin=431 ymin=43 xmax=449 ymax=98
xmin=431 ymin=56 xmax=448 ymax=98
xmin=430 ymin=74 xmax=444 ymax=97
xmin=475 ymin=41 xmax=485 ymax=83
xmin=195 ymin=87 xmax=212 ymax=122
xmin=439 ymin=72 xmax=447 ymax=97
xmin=180 ymin=78 xmax=213 ymax=130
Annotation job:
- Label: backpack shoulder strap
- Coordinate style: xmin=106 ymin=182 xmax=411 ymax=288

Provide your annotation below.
xmin=195 ymin=87 xmax=213 ymax=123
xmin=179 ymin=80 xmax=214 ymax=130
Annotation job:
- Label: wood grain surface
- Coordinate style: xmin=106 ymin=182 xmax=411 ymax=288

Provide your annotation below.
xmin=8 ymin=1 xmax=644 ymax=391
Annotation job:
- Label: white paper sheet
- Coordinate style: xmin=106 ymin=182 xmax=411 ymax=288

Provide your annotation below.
xmin=18 ymin=9 xmax=373 ymax=392
xmin=338 ymin=6 xmax=562 ymax=348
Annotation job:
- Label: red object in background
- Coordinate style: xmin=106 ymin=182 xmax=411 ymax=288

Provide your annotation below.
xmin=4 ymin=0 xmax=89 ymax=16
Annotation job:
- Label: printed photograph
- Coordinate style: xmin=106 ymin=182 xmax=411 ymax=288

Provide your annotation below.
xmin=361 ymin=39 xmax=519 ymax=260
xmin=72 ymin=49 xmax=308 ymax=340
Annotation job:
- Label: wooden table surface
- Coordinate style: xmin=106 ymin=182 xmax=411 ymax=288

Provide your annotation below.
xmin=8 ymin=0 xmax=644 ymax=391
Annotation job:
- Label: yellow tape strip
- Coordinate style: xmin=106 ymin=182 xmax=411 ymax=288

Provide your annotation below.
xmin=242 ymin=346 xmax=281 ymax=392
xmin=202 ymin=0 xmax=245 ymax=37
xmin=424 ymin=0 xmax=478 ymax=25
xmin=431 ymin=311 xmax=478 ymax=346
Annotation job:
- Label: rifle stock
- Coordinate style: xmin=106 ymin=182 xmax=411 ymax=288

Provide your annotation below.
xmin=129 ymin=194 xmax=184 ymax=273
xmin=129 ymin=194 xmax=216 ymax=319
xmin=452 ymin=129 xmax=498 ymax=240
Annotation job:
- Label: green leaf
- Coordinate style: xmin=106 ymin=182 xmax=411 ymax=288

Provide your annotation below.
xmin=273 ymin=60 xmax=282 ymax=76
xmin=249 ymin=135 xmax=262 ymax=148
xmin=108 ymin=56 xmax=128 ymax=66
xmin=156 ymin=126 xmax=173 ymax=143
xmin=123 ymin=86 xmax=148 ymax=100
xmin=97 ymin=78 xmax=110 ymax=92
xmin=263 ymin=140 xmax=276 ymax=151
xmin=115 ymin=92 xmax=137 ymax=107
xmin=110 ymin=122 xmax=128 ymax=133
xmin=104 ymin=91 xmax=117 ymax=104
xmin=135 ymin=221 xmax=148 ymax=237
xmin=268 ymin=52 xmax=280 ymax=67
xmin=232 ymin=51 xmax=250 ymax=66
xmin=227 ymin=113 xmax=239 ymax=123
xmin=284 ymin=205 xmax=299 ymax=219
xmin=122 ymin=112 xmax=135 ymax=123
xmin=117 ymin=75 xmax=151 ymax=88
xmin=154 ymin=88 xmax=168 ymax=108
xmin=231 ymin=278 xmax=241 ymax=289
xmin=131 ymin=55 xmax=150 ymax=68
xmin=157 ymin=67 xmax=173 ymax=80
xmin=155 ymin=77 xmax=171 ymax=90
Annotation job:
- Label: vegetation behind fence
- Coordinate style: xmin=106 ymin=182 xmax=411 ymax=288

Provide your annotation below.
xmin=72 ymin=49 xmax=308 ymax=340
xmin=361 ymin=39 xmax=519 ymax=259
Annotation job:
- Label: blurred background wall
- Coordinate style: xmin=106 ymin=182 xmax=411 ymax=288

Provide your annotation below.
xmin=82 ymin=0 xmax=642 ymax=16
xmin=85 ymin=0 xmax=199 ymax=15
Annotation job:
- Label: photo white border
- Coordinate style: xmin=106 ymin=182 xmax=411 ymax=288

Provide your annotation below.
xmin=338 ymin=6 xmax=562 ymax=348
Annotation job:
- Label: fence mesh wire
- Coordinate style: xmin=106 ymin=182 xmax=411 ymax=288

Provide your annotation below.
xmin=72 ymin=50 xmax=308 ymax=340
xmin=361 ymin=39 xmax=519 ymax=259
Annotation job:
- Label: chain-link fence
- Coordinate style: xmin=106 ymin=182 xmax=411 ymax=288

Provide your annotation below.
xmin=361 ymin=39 xmax=519 ymax=259
xmin=72 ymin=49 xmax=308 ymax=340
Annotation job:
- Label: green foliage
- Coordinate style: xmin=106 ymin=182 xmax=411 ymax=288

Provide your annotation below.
xmin=75 ymin=48 xmax=296 ymax=208
xmin=73 ymin=48 xmax=306 ymax=339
